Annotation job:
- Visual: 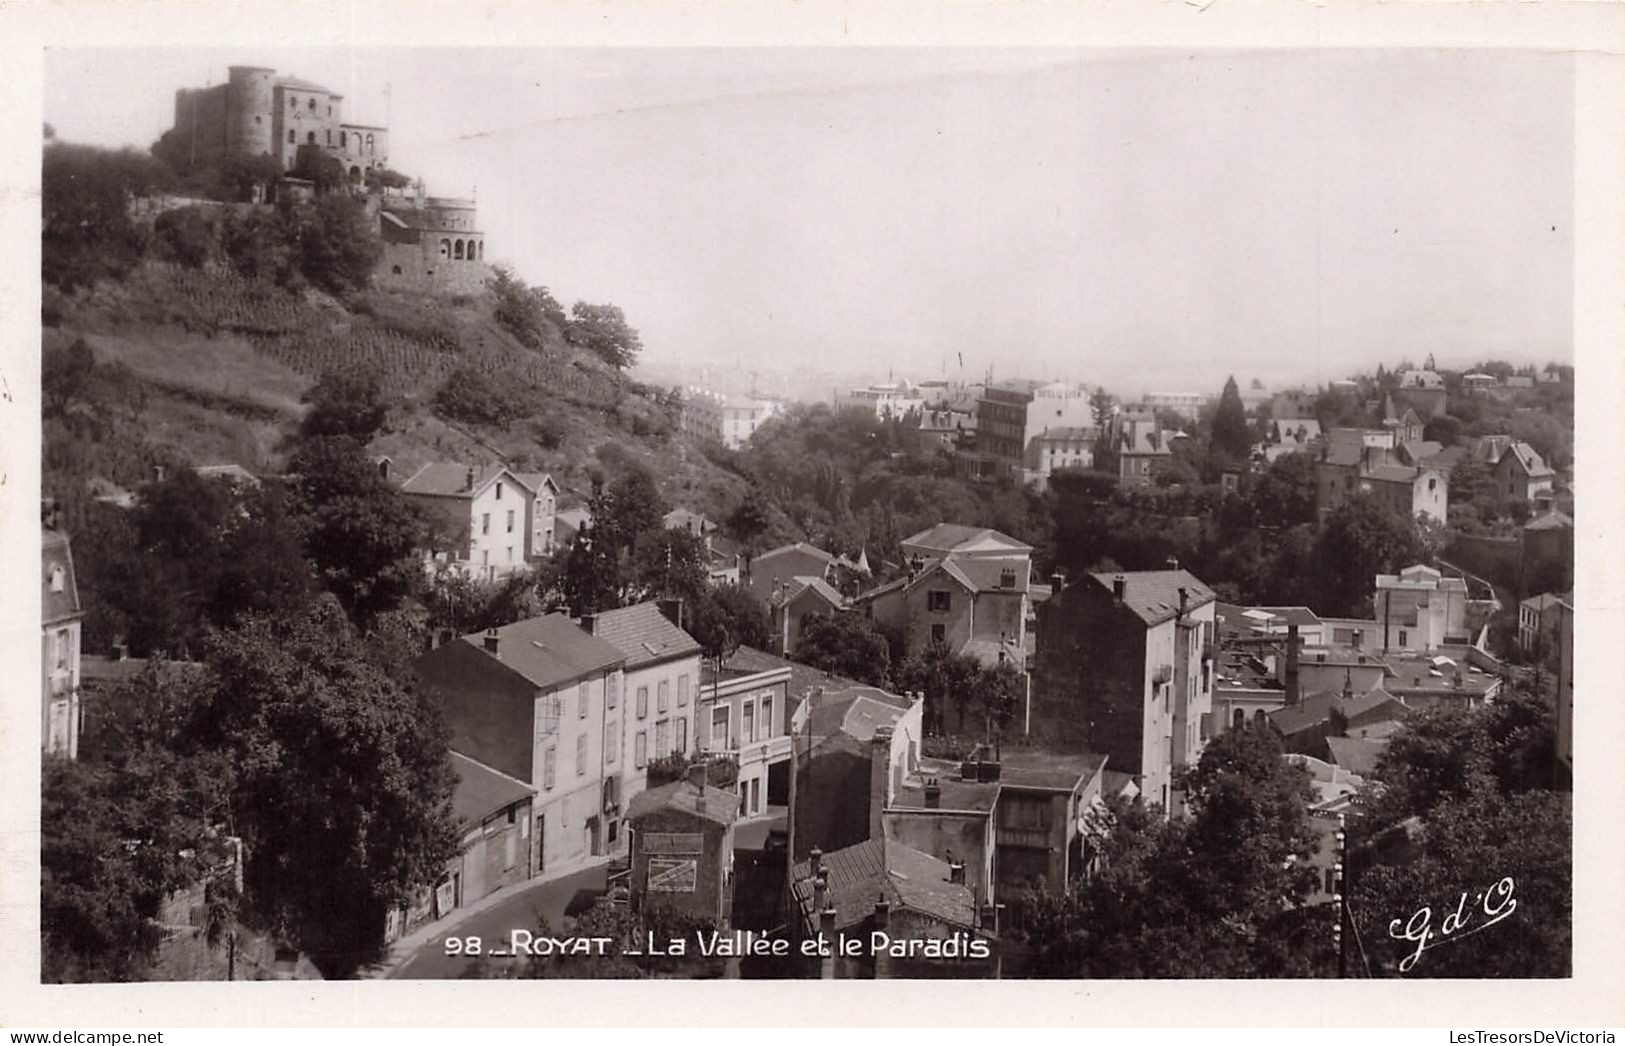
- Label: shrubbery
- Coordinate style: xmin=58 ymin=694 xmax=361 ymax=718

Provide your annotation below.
xmin=433 ymin=363 xmax=531 ymax=427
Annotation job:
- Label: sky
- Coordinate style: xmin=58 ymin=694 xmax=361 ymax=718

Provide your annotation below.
xmin=44 ymin=47 xmax=1575 ymax=397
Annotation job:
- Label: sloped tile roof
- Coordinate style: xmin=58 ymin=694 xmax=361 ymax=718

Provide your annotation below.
xmin=1363 ymin=463 xmax=1422 ymax=484
xmin=1501 ymin=441 xmax=1554 ymax=478
xmin=902 ymin=523 xmax=1032 ymax=556
xmin=1324 ymin=736 xmax=1388 ymax=778
xmin=400 ymin=462 xmax=508 ymax=498
xmin=510 ymin=472 xmax=558 ymax=496
xmin=808 ymin=687 xmax=914 ymax=742
xmin=626 ymin=779 xmax=737 ymax=826
xmin=756 ymin=542 xmax=836 ymax=567
xmin=1523 ymin=510 xmax=1573 ymax=532
xmin=459 ymin=614 xmax=624 ymax=689
xmin=42 ymin=530 xmax=81 ymax=626
xmin=1087 ymin=570 xmax=1216 ymax=627
xmin=276 ymin=75 xmax=341 ymax=95
xmin=791 ymin=838 xmax=978 ymax=932
xmin=450 ymin=752 xmax=534 ymax=827
xmin=591 ymin=602 xmax=701 ymax=669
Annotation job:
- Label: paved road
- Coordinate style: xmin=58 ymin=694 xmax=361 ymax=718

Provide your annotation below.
xmin=391 ymin=863 xmax=609 ymax=980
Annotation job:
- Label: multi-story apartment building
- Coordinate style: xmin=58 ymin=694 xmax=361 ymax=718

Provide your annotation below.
xmin=400 ymin=463 xmax=560 ymax=580
xmin=1373 ymin=565 xmax=1471 ymax=651
xmin=414 ymin=615 xmax=627 ymax=873
xmin=42 ymin=510 xmax=83 ymax=760
xmin=857 ymin=524 xmax=1032 ymax=684
xmin=697 ymin=655 xmax=793 ymax=821
xmin=972 ymin=386 xmax=1035 ymax=479
xmin=1033 ymin=570 xmax=1218 ymax=816
xmin=587 ymin=601 xmax=704 ymax=802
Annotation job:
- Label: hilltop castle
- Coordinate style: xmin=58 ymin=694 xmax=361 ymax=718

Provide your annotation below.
xmin=167 ymin=65 xmax=489 ymax=293
xmin=171 ymin=65 xmax=391 ymax=184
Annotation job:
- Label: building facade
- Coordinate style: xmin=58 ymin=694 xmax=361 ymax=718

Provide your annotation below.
xmin=588 ymin=601 xmax=704 ymax=804
xmin=1032 ymin=570 xmax=1218 ymax=816
xmin=42 ymin=519 xmax=84 ymax=760
xmin=400 ymin=463 xmax=559 ymax=581
xmin=414 ymin=615 xmax=627 ymax=873
xmin=698 ymin=659 xmax=793 ymax=820
xmin=169 ymin=66 xmax=391 ymax=180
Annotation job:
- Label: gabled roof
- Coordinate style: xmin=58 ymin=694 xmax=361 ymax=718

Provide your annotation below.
xmin=663 ymin=507 xmax=714 ymax=534
xmin=755 ymin=542 xmax=836 ymax=567
xmin=450 ymin=752 xmax=534 ymax=827
xmin=957 ymin=636 xmax=1025 ymax=668
xmin=1524 ymin=510 xmax=1573 ymax=532
xmin=456 ymin=614 xmax=624 ymax=690
xmin=1519 ymin=592 xmax=1571 ymax=613
xmin=1399 ymin=440 xmax=1442 ymax=465
xmin=1498 ymin=441 xmax=1554 ymax=478
xmin=626 ymin=779 xmax=737 ymax=827
xmin=807 ymin=686 xmax=915 ymax=742
xmin=591 ymin=602 xmax=701 ymax=669
xmin=1270 ymin=687 xmax=1406 ymax=737
xmin=1087 ymin=570 xmax=1217 ymax=627
xmin=1362 ymin=463 xmax=1422 ymax=484
xmin=42 ymin=530 xmax=82 ymax=626
xmin=1321 ymin=443 xmax=1365 ymax=468
xmin=510 ymin=471 xmax=559 ymax=497
xmin=774 ymin=575 xmax=845 ymax=610
xmin=791 ymin=838 xmax=979 ymax=933
xmin=902 ymin=524 xmax=1033 ymax=557
xmin=400 ymin=462 xmax=516 ymax=499
xmin=276 ymin=75 xmax=342 ymax=96
xmin=1272 ymin=418 xmax=1321 ymax=445
xmin=1324 ymin=736 xmax=1389 ymax=778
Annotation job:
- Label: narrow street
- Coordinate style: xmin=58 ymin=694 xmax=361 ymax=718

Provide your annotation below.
xmin=389 ymin=863 xmax=609 ymax=980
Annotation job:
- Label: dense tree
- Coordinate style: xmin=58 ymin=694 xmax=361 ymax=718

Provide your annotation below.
xmin=432 ymin=362 xmax=530 ymax=427
xmin=792 ymin=612 xmax=892 ymax=687
xmin=727 ymin=485 xmax=773 ymax=550
xmin=684 ymin=583 xmax=772 ymax=663
xmin=301 ymin=367 xmax=389 ymax=441
xmin=487 ymin=265 xmax=565 ymax=351
xmin=192 ymin=597 xmax=458 ymax=976
xmin=1422 ymin=414 xmax=1462 ymax=447
xmin=1249 ymin=452 xmax=1319 ymax=529
xmin=41 ymin=748 xmax=236 ymax=982
xmin=291 ymin=193 xmax=383 ymax=293
xmin=1209 ymin=376 xmax=1253 ymax=460
xmin=1019 ymin=728 xmax=1328 ymax=978
xmin=1349 ymin=790 xmax=1570 ymax=977
xmin=77 ymin=472 xmax=314 ymax=657
xmin=288 ymin=435 xmax=422 ymax=623
xmin=1313 ymin=495 xmax=1423 ymax=617
xmin=43 ymin=338 xmax=97 ymax=417
xmin=629 ymin=527 xmax=709 ymax=604
xmin=567 ymin=301 xmax=643 ymax=370
xmin=43 ymin=142 xmax=170 ymax=290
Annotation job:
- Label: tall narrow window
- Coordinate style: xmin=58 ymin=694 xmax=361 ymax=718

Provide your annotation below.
xmin=482 ymin=513 xmax=490 ymax=535
xmin=674 ymin=717 xmax=687 ymax=754
xmin=636 ymin=686 xmax=648 ymax=719
xmin=678 ymin=674 xmax=689 ymax=707
xmin=655 ymin=720 xmax=669 ymax=758
xmin=575 ymin=734 xmax=587 ymax=776
xmin=635 ymin=731 xmax=647 ymax=768
xmin=742 ymin=702 xmax=755 ymax=745
xmin=543 ymin=746 xmax=556 ymax=789
xmin=578 ymin=681 xmax=589 ymax=718
xmin=607 ymin=675 xmax=619 ymax=710
xmin=605 ymin=721 xmax=618 ymax=764
xmin=761 ymin=697 xmax=773 ymax=739
xmin=657 ymin=680 xmax=669 ymax=713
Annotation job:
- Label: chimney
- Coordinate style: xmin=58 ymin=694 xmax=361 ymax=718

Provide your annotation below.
xmin=579 ymin=614 xmax=596 ymax=635
xmin=873 ymin=896 xmax=893 ymax=979
xmin=1284 ymin=623 xmax=1300 ymax=706
xmin=819 ymin=905 xmax=838 ymax=979
xmin=870 ymin=725 xmax=894 ymax=840
xmin=1050 ymin=571 xmax=1065 ymax=592
xmin=1177 ymin=587 xmax=1188 ymax=623
xmin=657 ymin=597 xmax=684 ymax=630
xmin=948 ymin=861 xmax=965 ymax=885
xmin=1112 ymin=575 xmax=1127 ymax=602
xmin=377 ymin=458 xmax=391 ymax=481
xmin=687 ymin=761 xmax=708 ymax=790
xmin=465 ymin=467 xmax=477 ymax=491
xmin=810 ymin=847 xmax=823 ymax=883
xmin=481 ymin=628 xmax=501 ymax=656
xmin=1165 ymin=557 xmax=1180 ymax=571
xmin=923 ymin=778 xmax=941 ymax=809
xmin=113 ymin=641 xmax=128 ymax=662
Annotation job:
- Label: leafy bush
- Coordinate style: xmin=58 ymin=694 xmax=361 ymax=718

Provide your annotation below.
xmin=529 ymin=415 xmax=567 ymax=449
xmin=292 ymin=194 xmax=383 ymax=294
xmin=43 ymin=142 xmax=169 ymax=290
xmin=152 ymin=205 xmax=218 ymax=268
xmin=487 ymin=265 xmax=565 ymax=351
xmin=433 ymin=363 xmax=529 ymax=427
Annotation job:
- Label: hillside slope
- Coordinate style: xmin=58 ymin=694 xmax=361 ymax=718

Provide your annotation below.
xmin=43 ymin=262 xmax=753 ymax=520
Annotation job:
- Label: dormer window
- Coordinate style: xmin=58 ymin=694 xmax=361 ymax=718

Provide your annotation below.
xmin=48 ymin=566 xmax=65 ymax=593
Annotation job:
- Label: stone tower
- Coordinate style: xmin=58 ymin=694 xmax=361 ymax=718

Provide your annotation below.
xmin=226 ymin=65 xmax=277 ymax=161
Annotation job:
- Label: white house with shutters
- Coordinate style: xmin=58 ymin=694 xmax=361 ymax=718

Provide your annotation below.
xmin=399 ymin=463 xmax=561 ymax=581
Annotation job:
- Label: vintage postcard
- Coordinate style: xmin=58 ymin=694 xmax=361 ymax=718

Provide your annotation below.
xmin=2 ymin=0 xmax=1622 ymax=1030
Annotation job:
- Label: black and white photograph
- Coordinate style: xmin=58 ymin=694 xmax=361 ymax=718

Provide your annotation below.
xmin=6 ymin=0 xmax=1625 ymax=1032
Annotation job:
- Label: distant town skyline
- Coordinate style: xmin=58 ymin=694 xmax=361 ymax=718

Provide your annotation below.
xmin=45 ymin=47 xmax=1576 ymax=394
